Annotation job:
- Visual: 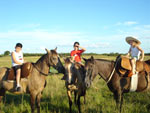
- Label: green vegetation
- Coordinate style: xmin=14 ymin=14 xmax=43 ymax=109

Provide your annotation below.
xmin=0 ymin=55 xmax=150 ymax=113
xmin=4 ymin=51 xmax=10 ymax=56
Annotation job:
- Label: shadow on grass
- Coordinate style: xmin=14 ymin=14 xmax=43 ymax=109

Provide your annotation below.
xmin=4 ymin=93 xmax=30 ymax=105
xmin=3 ymin=93 xmax=76 ymax=113
xmin=41 ymin=97 xmax=77 ymax=113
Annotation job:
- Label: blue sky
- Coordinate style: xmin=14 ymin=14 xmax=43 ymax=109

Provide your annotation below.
xmin=0 ymin=0 xmax=150 ymax=54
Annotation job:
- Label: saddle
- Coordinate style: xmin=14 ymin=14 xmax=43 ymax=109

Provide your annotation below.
xmin=7 ymin=62 xmax=32 ymax=80
xmin=118 ymin=57 xmax=150 ymax=75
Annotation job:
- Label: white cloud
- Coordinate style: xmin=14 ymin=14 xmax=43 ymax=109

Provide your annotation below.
xmin=143 ymin=25 xmax=150 ymax=29
xmin=24 ymin=24 xmax=41 ymax=28
xmin=0 ymin=30 xmax=88 ymax=53
xmin=116 ymin=21 xmax=138 ymax=26
xmin=124 ymin=21 xmax=138 ymax=26
xmin=9 ymin=23 xmax=41 ymax=30
xmin=0 ymin=30 xmax=82 ymax=40
xmin=40 ymin=46 xmax=46 ymax=51
xmin=85 ymin=42 xmax=110 ymax=48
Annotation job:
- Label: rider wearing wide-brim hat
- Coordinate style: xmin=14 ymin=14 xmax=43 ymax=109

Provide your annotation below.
xmin=126 ymin=36 xmax=144 ymax=77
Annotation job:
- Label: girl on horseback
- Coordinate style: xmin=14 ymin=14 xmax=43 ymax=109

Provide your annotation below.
xmin=126 ymin=36 xmax=144 ymax=76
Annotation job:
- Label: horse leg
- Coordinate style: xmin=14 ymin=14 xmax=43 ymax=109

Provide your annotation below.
xmin=67 ymin=90 xmax=72 ymax=113
xmin=77 ymin=95 xmax=81 ymax=113
xmin=114 ymin=92 xmax=119 ymax=109
xmin=120 ymin=93 xmax=123 ymax=113
xmin=114 ymin=91 xmax=123 ymax=113
xmin=83 ymin=91 xmax=86 ymax=104
xmin=83 ymin=95 xmax=86 ymax=104
xmin=36 ymin=92 xmax=42 ymax=113
xmin=0 ymin=88 xmax=6 ymax=103
xmin=74 ymin=91 xmax=77 ymax=105
xmin=30 ymin=93 xmax=37 ymax=113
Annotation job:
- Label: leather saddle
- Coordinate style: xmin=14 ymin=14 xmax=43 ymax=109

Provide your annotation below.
xmin=7 ymin=62 xmax=32 ymax=80
xmin=118 ymin=56 xmax=150 ymax=75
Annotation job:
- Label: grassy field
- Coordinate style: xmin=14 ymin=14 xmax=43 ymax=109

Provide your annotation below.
xmin=0 ymin=55 xmax=150 ymax=113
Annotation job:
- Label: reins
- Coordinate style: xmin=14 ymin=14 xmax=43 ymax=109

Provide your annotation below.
xmin=33 ymin=63 xmax=49 ymax=76
xmin=106 ymin=57 xmax=120 ymax=83
xmin=33 ymin=53 xmax=54 ymax=76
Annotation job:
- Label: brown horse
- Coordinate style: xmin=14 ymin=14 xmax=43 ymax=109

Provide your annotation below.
xmin=0 ymin=48 xmax=64 ymax=113
xmin=83 ymin=56 xmax=150 ymax=113
xmin=64 ymin=57 xmax=86 ymax=113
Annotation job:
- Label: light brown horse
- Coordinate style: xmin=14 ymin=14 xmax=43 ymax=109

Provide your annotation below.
xmin=83 ymin=56 xmax=150 ymax=113
xmin=64 ymin=57 xmax=86 ymax=113
xmin=0 ymin=48 xmax=64 ymax=113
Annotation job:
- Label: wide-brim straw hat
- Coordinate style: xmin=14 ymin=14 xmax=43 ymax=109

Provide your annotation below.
xmin=126 ymin=36 xmax=141 ymax=45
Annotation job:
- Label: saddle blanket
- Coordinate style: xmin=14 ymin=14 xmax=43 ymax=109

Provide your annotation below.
xmin=130 ymin=73 xmax=138 ymax=92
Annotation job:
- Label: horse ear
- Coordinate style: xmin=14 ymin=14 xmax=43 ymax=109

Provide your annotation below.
xmin=55 ymin=47 xmax=57 ymax=51
xmin=45 ymin=48 xmax=51 ymax=54
xmin=91 ymin=56 xmax=94 ymax=63
xmin=83 ymin=58 xmax=87 ymax=62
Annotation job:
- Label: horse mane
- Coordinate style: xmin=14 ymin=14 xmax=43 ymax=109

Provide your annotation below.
xmin=95 ymin=59 xmax=115 ymax=63
xmin=95 ymin=55 xmax=121 ymax=63
xmin=74 ymin=62 xmax=85 ymax=81
xmin=65 ymin=57 xmax=72 ymax=64
xmin=35 ymin=54 xmax=48 ymax=64
xmin=74 ymin=62 xmax=82 ymax=69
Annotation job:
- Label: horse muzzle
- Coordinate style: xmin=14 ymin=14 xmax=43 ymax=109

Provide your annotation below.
xmin=85 ymin=81 xmax=92 ymax=88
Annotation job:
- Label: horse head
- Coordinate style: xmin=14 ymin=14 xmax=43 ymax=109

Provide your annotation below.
xmin=83 ymin=56 xmax=97 ymax=88
xmin=64 ymin=57 xmax=76 ymax=84
xmin=45 ymin=47 xmax=58 ymax=67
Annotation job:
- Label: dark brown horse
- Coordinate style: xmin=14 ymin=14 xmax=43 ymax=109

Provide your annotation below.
xmin=0 ymin=48 xmax=64 ymax=113
xmin=64 ymin=57 xmax=86 ymax=113
xmin=83 ymin=56 xmax=150 ymax=113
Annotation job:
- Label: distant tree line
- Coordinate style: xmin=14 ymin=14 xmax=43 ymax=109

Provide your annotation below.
xmin=0 ymin=50 xmax=150 ymax=57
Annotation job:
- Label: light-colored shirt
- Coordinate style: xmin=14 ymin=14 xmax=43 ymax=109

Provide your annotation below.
xmin=11 ymin=51 xmax=24 ymax=67
xmin=130 ymin=46 xmax=140 ymax=59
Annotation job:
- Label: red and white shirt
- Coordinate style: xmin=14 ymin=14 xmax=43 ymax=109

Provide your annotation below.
xmin=70 ymin=49 xmax=84 ymax=62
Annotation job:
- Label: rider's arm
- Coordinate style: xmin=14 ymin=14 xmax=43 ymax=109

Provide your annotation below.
xmin=126 ymin=47 xmax=131 ymax=57
xmin=11 ymin=52 xmax=23 ymax=65
xmin=78 ymin=45 xmax=86 ymax=52
xmin=137 ymin=46 xmax=144 ymax=61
